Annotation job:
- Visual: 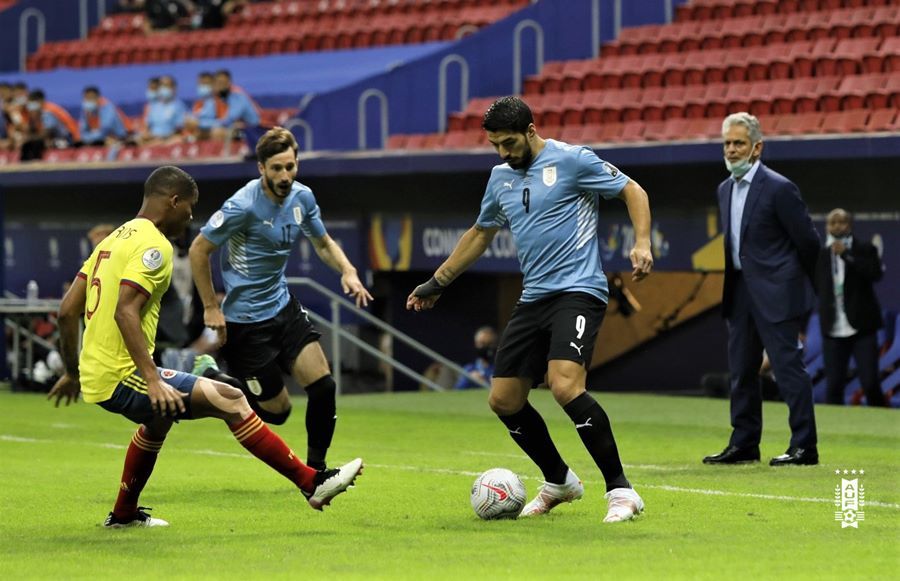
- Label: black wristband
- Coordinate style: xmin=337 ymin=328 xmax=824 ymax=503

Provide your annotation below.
xmin=413 ymin=276 xmax=446 ymax=298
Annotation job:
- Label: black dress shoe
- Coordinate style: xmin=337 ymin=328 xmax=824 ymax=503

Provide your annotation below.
xmin=769 ymin=447 xmax=819 ymax=466
xmin=703 ymin=445 xmax=760 ymax=464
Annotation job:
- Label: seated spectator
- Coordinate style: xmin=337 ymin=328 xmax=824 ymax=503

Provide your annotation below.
xmin=18 ymin=90 xmax=80 ymax=161
xmin=201 ymin=69 xmax=259 ymax=140
xmin=454 ymin=326 xmax=497 ymax=389
xmin=185 ymin=71 xmax=214 ymax=136
xmin=0 ymin=98 xmax=8 ymax=150
xmin=194 ymin=0 xmax=226 ymax=29
xmin=145 ymin=0 xmax=192 ymax=31
xmin=141 ymin=75 xmax=187 ymax=143
xmin=6 ymin=82 xmax=29 ymax=136
xmin=78 ymin=86 xmax=129 ymax=146
xmin=117 ymin=0 xmax=146 ymax=12
xmin=0 ymin=82 xmax=11 ymax=107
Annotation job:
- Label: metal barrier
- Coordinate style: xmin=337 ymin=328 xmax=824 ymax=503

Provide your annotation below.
xmin=357 ymin=88 xmax=389 ymax=150
xmin=0 ymin=299 xmax=61 ymax=380
xmin=19 ymin=8 xmax=46 ymax=72
xmin=437 ymin=54 xmax=470 ymax=133
xmin=286 ymin=276 xmax=489 ymax=394
xmin=512 ymin=19 xmax=544 ymax=95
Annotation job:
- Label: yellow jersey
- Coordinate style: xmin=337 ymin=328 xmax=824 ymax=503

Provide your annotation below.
xmin=77 ymin=217 xmax=173 ymax=403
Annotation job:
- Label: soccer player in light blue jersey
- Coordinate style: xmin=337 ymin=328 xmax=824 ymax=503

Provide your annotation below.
xmin=190 ymin=127 xmax=372 ymax=471
xmin=408 ymin=97 xmax=653 ymax=524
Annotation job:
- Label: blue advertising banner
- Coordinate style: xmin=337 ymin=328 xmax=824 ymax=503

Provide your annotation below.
xmin=4 ymin=219 xmax=365 ymax=311
xmin=368 ymin=211 xmax=717 ymax=273
xmin=368 ymin=211 xmax=900 ymax=309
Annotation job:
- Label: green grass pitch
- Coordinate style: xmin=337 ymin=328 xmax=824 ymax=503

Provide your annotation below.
xmin=0 ymin=389 xmax=897 ymax=580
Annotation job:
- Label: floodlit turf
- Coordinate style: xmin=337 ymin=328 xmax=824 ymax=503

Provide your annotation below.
xmin=0 ymin=389 xmax=897 ymax=580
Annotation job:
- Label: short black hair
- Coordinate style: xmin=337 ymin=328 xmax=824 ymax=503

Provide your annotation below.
xmin=28 ymin=89 xmax=45 ymax=102
xmin=13 ymin=82 xmax=27 ymax=90
xmin=83 ymin=86 xmax=100 ymax=96
xmin=482 ymin=96 xmax=534 ymax=133
xmin=198 ymin=71 xmax=212 ymax=79
xmin=144 ymin=166 xmax=197 ymax=199
xmin=215 ymin=69 xmax=231 ymax=79
xmin=148 ymin=77 xmax=160 ymax=84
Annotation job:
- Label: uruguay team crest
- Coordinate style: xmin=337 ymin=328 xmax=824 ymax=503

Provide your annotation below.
xmin=543 ymin=165 xmax=557 ymax=187
xmin=293 ymin=206 xmax=303 ymax=225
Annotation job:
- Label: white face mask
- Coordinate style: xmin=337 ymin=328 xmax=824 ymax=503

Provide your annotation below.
xmin=724 ymin=150 xmax=754 ymax=179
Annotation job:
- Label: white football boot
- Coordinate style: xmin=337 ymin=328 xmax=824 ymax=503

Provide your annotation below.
xmin=103 ymin=507 xmax=169 ymax=528
xmin=520 ymin=469 xmax=584 ymax=516
xmin=603 ymin=487 xmax=644 ymax=523
xmin=304 ymin=457 xmax=363 ymax=511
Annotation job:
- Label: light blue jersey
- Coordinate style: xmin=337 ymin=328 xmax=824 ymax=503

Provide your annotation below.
xmin=200 ymin=178 xmax=327 ymax=322
xmin=476 ymin=139 xmax=628 ymax=303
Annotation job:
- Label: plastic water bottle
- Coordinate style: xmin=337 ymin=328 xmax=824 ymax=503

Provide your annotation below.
xmin=26 ymin=280 xmax=39 ymax=303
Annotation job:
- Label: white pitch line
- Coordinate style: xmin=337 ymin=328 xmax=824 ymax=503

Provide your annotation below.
xmin=3 ymin=434 xmax=899 ymax=509
xmin=461 ymin=450 xmax=694 ymax=472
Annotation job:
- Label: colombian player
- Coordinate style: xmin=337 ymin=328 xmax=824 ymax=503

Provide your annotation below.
xmin=48 ymin=166 xmax=362 ymax=527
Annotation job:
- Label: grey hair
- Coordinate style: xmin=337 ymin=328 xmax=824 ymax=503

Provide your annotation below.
xmin=722 ymin=112 xmax=762 ymax=144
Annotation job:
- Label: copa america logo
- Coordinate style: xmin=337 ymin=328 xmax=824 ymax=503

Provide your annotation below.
xmin=834 ymin=469 xmax=866 ymax=528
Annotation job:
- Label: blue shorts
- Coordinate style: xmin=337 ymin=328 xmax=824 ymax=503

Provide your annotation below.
xmin=99 ymin=368 xmax=198 ymax=425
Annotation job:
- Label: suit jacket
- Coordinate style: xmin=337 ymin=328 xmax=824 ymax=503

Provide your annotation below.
xmin=815 ymin=237 xmax=884 ymax=335
xmin=718 ymin=163 xmax=820 ymax=323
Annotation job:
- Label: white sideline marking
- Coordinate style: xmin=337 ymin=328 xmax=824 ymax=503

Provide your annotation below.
xmin=0 ymin=435 xmax=47 ymax=443
xmin=3 ymin=434 xmax=898 ymax=509
xmin=462 ymin=450 xmax=694 ymax=472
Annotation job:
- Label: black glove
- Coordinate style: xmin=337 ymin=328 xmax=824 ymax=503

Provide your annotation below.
xmin=412 ymin=276 xmax=446 ymax=298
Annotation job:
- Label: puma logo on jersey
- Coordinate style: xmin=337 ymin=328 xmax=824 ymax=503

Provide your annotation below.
xmin=503 ymin=180 xmax=514 ymax=190
xmin=569 ymin=342 xmax=584 ymax=356
xmin=262 ymin=218 xmax=275 ymax=228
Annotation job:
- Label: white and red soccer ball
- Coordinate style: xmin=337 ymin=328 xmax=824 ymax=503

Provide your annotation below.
xmin=470 ymin=468 xmax=527 ymax=520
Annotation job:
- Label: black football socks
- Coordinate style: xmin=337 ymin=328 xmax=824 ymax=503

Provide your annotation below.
xmin=305 ymin=375 xmax=337 ymax=471
xmin=563 ymin=392 xmax=631 ymax=492
xmin=497 ymin=402 xmax=569 ymax=484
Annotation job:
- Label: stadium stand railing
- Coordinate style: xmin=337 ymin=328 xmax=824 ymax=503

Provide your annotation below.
xmin=389 ymin=0 xmax=900 ymax=149
xmin=27 ymin=0 xmax=528 ymax=71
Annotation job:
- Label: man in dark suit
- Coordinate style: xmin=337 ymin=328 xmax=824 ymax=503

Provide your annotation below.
xmin=816 ymin=209 xmax=886 ymax=407
xmin=704 ymin=113 xmax=821 ymax=467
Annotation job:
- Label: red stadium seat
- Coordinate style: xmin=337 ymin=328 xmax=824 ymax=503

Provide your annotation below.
xmin=558 ymin=125 xmax=585 ymax=144
xmin=821 ymin=109 xmax=870 ymax=134
xmin=43 ymin=149 xmax=77 ymax=163
xmin=0 ymin=150 xmax=19 ymax=166
xmin=866 ymin=108 xmax=898 ymax=132
xmin=773 ymin=112 xmax=825 ymax=136
xmin=581 ymin=122 xmax=625 ymax=144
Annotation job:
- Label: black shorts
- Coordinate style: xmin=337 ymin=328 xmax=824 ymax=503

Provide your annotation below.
xmin=493 ymin=291 xmax=607 ymax=385
xmin=222 ymin=296 xmax=321 ymax=400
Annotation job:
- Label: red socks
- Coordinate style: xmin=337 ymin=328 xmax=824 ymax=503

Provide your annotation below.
xmin=229 ymin=413 xmax=316 ymax=492
xmin=112 ymin=426 xmax=164 ymax=519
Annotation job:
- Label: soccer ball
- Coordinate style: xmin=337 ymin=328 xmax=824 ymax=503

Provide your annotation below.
xmin=470 ymin=468 xmax=527 ymax=520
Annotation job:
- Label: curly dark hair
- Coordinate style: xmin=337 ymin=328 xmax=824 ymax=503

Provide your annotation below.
xmin=482 ymin=96 xmax=534 ymax=133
